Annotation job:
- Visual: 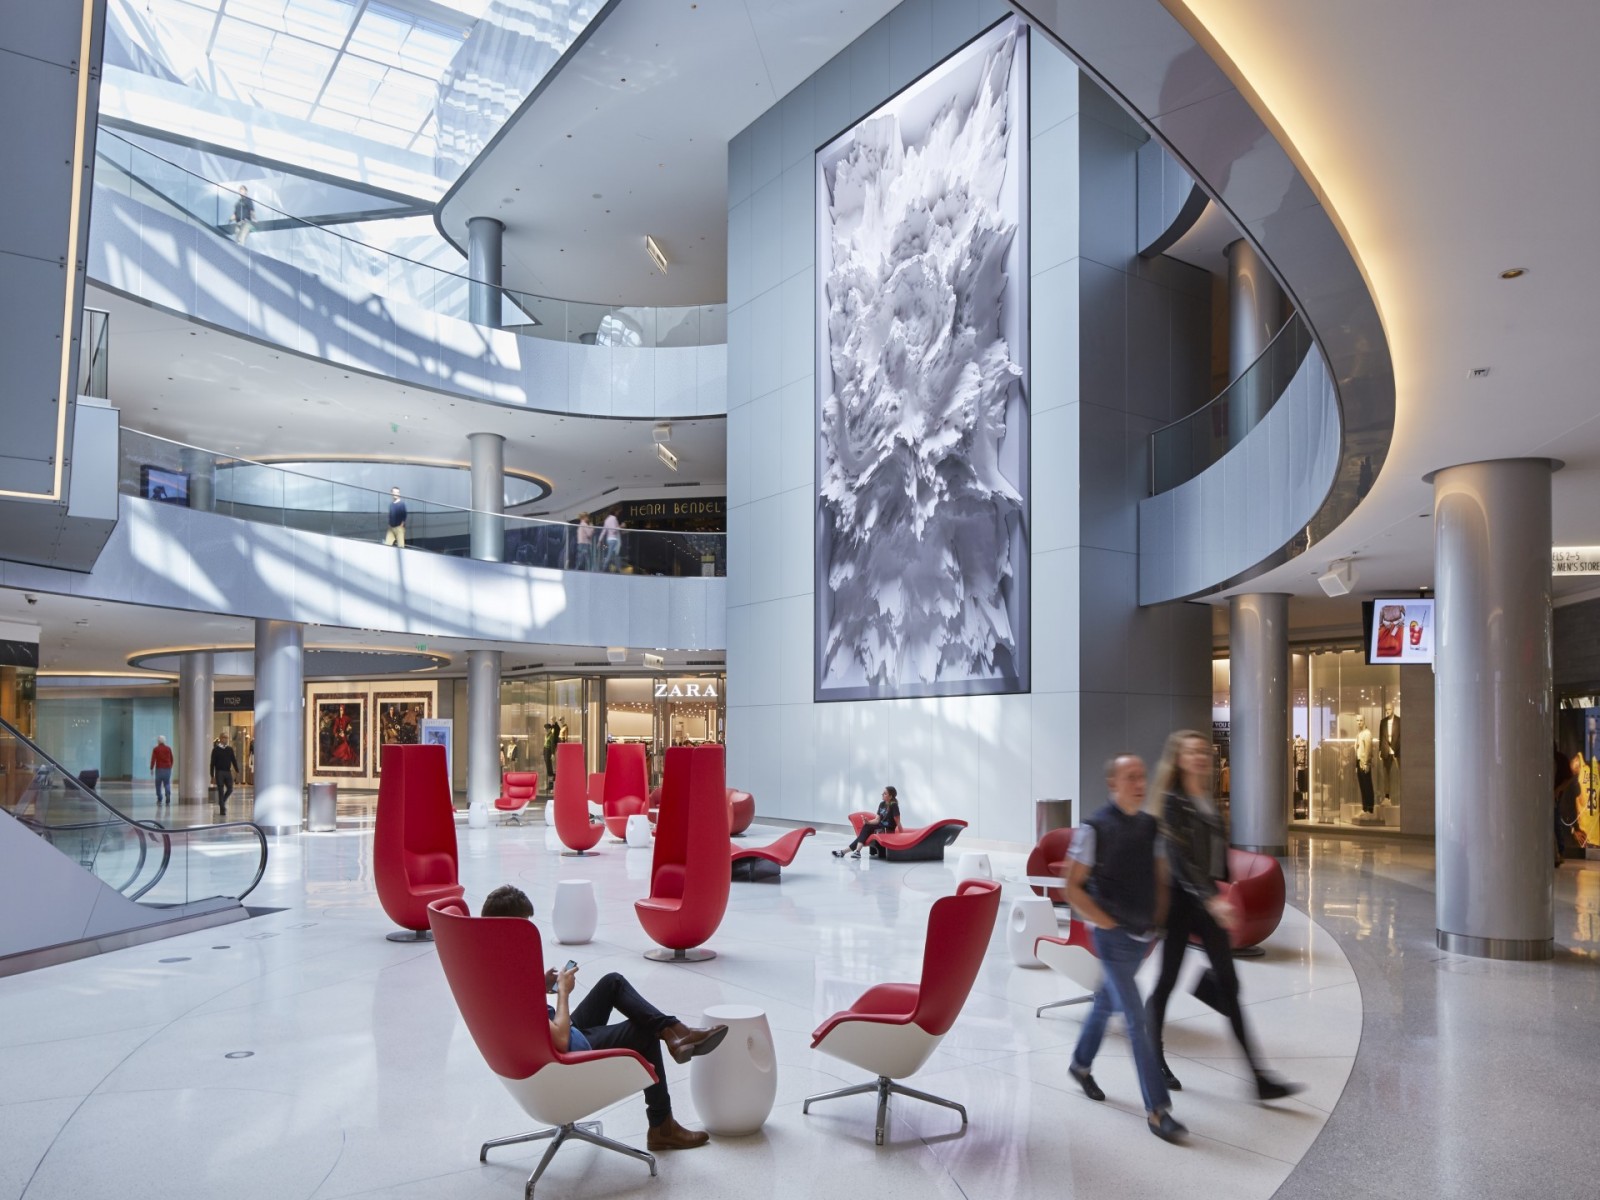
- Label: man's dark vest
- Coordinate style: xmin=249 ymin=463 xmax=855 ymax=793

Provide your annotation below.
xmin=1084 ymin=802 xmax=1158 ymax=933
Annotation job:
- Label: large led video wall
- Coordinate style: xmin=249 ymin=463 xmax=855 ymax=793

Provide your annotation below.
xmin=814 ymin=19 xmax=1030 ymax=702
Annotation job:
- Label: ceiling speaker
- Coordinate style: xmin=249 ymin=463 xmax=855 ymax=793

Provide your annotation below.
xmin=1318 ymin=562 xmax=1355 ymax=597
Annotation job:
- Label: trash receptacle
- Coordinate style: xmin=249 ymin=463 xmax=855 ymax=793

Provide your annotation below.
xmin=1035 ymin=797 xmax=1073 ymax=842
xmin=307 ymin=781 xmax=337 ymax=832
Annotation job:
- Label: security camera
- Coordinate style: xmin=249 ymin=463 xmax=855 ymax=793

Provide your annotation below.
xmin=24 ymin=594 xmax=37 ymax=605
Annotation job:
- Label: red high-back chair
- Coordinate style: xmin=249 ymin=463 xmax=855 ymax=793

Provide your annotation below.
xmin=1026 ymin=826 xmax=1077 ymax=904
xmin=374 ymin=744 xmax=463 ymax=941
xmin=495 ymin=771 xmax=538 ymax=823
xmin=427 ymin=899 xmax=657 ymax=1195
xmin=726 ymin=789 xmax=755 ymax=836
xmin=552 ymin=743 xmax=602 ymax=855
xmin=601 ymin=743 xmax=649 ymax=840
xmin=803 ymin=879 xmax=1000 ymax=1144
xmin=634 ymin=745 xmax=731 ymax=962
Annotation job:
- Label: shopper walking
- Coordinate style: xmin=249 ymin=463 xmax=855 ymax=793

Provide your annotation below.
xmin=211 ymin=734 xmax=240 ymax=817
xmin=384 ymin=486 xmax=407 ymax=548
xmin=574 ymin=512 xmax=594 ymax=570
xmin=599 ymin=511 xmax=622 ymax=572
xmin=1145 ymin=730 xmax=1303 ymax=1102
xmin=1064 ymin=753 xmax=1186 ymax=1142
xmin=232 ymin=186 xmax=255 ymax=243
xmin=150 ymin=735 xmax=173 ymax=807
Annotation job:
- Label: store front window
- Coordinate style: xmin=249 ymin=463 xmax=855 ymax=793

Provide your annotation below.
xmin=500 ymin=676 xmax=586 ymax=791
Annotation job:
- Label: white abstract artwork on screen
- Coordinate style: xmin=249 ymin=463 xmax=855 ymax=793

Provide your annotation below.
xmin=815 ymin=21 xmax=1029 ymax=702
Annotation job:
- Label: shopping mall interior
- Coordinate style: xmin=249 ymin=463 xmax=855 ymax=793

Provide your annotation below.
xmin=2 ymin=1 xmax=1597 ymax=1197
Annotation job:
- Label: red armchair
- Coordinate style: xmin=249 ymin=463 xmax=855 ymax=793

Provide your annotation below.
xmin=1034 ymin=919 xmax=1160 ymax=1018
xmin=727 ymin=789 xmax=755 ymax=836
xmin=1026 ymin=826 xmax=1077 ymax=904
xmin=730 ymin=826 xmax=815 ymax=882
xmin=495 ymin=771 xmax=538 ymax=823
xmin=427 ymin=899 xmax=658 ymax=1195
xmin=551 ymin=744 xmax=602 ymax=855
xmin=634 ymin=745 xmax=731 ymax=962
xmin=602 ymin=743 xmax=649 ymax=840
xmin=803 ymin=879 xmax=1000 ymax=1144
xmin=374 ymin=744 xmax=464 ymax=942
xmin=848 ymin=812 xmax=968 ymax=862
xmin=1218 ymin=848 xmax=1286 ymax=953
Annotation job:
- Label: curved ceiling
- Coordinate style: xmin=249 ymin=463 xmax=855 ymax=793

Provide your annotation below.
xmin=437 ymin=0 xmax=903 ymax=306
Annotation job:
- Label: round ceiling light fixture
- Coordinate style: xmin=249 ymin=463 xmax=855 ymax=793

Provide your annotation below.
xmin=1499 ymin=267 xmax=1528 ymax=279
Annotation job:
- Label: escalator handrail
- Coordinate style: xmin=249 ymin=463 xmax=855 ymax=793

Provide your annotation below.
xmin=0 ymin=715 xmax=268 ymax=902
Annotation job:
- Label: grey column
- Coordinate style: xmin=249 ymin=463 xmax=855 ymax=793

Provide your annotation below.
xmin=466 ymin=649 xmax=502 ymax=812
xmin=253 ymin=619 xmax=304 ymax=835
xmin=1225 ymin=238 xmax=1288 ymax=443
xmin=466 ymin=216 xmax=504 ymax=329
xmin=180 ymin=447 xmax=216 ymax=512
xmin=1229 ymin=593 xmax=1289 ymax=855
xmin=468 ymin=431 xmax=505 ymax=562
xmin=1433 ymin=458 xmax=1554 ymax=960
xmin=177 ymin=651 xmax=213 ymax=803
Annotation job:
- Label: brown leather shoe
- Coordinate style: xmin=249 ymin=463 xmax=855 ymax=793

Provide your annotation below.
xmin=646 ymin=1117 xmax=710 ymax=1150
xmin=662 ymin=1021 xmax=728 ymax=1065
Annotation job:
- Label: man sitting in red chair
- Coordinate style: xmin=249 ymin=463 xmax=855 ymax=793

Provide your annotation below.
xmin=480 ymin=885 xmax=727 ymax=1151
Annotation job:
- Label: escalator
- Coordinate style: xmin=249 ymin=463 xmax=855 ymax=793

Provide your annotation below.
xmin=0 ymin=715 xmax=268 ymax=976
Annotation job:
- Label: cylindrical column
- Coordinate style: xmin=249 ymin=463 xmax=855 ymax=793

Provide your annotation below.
xmin=177 ymin=651 xmax=214 ymax=803
xmin=253 ymin=619 xmax=304 ymax=835
xmin=468 ymin=431 xmax=505 ymax=562
xmin=466 ymin=649 xmax=502 ymax=825
xmin=466 ymin=216 xmax=504 ymax=329
xmin=1225 ymin=238 xmax=1288 ymax=443
xmin=1229 ymin=593 xmax=1289 ymax=855
xmin=1433 ymin=458 xmax=1554 ymax=960
xmin=180 ymin=447 xmax=216 ymax=512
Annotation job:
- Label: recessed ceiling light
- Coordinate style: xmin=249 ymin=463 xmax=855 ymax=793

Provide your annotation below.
xmin=1499 ymin=267 xmax=1527 ymax=279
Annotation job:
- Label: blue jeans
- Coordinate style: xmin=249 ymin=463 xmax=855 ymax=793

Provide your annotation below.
xmin=1072 ymin=926 xmax=1171 ymax=1115
xmin=153 ymin=768 xmax=171 ymax=803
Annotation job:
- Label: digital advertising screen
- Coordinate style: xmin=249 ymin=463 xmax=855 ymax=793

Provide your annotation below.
xmin=1368 ymin=598 xmax=1435 ymax=664
xmin=140 ymin=465 xmax=190 ymax=506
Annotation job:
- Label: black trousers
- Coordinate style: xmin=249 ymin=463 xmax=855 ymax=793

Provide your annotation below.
xmin=848 ymin=820 xmax=886 ymax=851
xmin=1147 ymin=888 xmax=1260 ymax=1075
xmin=572 ymin=972 xmax=676 ymax=1126
xmin=1356 ymin=766 xmax=1375 ymax=812
xmin=215 ymin=771 xmax=235 ymax=807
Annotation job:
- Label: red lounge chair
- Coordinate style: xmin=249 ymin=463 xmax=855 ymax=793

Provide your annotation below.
xmin=374 ymin=744 xmax=464 ymax=942
xmin=848 ymin=812 xmax=969 ymax=862
xmin=495 ymin=771 xmax=538 ymax=824
xmin=1218 ymin=848 xmax=1286 ymax=953
xmin=730 ymin=826 xmax=815 ymax=881
xmin=552 ymin=744 xmax=602 ymax=855
xmin=602 ymin=744 xmax=649 ymax=840
xmin=1026 ymin=825 xmax=1077 ymax=903
xmin=427 ymin=899 xmax=657 ymax=1195
xmin=803 ymin=879 xmax=1001 ymax=1144
xmin=727 ymin=789 xmax=756 ymax=836
xmin=634 ymin=745 xmax=731 ymax=962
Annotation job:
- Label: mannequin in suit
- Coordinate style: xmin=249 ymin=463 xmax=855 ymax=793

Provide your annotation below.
xmin=1379 ymin=701 xmax=1401 ymax=802
xmin=1355 ymin=717 xmax=1375 ymax=813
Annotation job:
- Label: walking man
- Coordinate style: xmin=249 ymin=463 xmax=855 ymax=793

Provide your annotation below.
xmin=232 ymin=186 xmax=255 ymax=243
xmin=150 ymin=735 xmax=173 ymax=807
xmin=384 ymin=486 xmax=407 ymax=548
xmin=211 ymin=734 xmax=240 ymax=817
xmin=1064 ymin=753 xmax=1187 ymax=1142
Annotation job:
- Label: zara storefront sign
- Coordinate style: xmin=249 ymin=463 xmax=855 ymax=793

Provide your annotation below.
xmin=1553 ymin=547 xmax=1600 ymax=575
xmin=654 ymin=682 xmax=718 ymax=699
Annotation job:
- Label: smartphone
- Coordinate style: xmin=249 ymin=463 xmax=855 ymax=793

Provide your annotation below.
xmin=564 ymin=959 xmax=578 ymax=973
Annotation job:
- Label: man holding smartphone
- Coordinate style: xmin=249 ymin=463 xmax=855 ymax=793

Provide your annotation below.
xmin=481 ymin=885 xmax=727 ymax=1150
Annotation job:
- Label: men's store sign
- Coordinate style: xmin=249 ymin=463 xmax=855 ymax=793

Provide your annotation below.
xmin=654 ymin=682 xmax=718 ymax=699
xmin=1553 ymin=547 xmax=1600 ymax=575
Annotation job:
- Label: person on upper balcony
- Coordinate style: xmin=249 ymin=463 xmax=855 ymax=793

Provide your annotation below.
xmin=384 ymin=487 xmax=407 ymax=548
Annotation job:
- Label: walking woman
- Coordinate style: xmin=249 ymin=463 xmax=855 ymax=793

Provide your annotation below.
xmin=1145 ymin=730 xmax=1302 ymax=1102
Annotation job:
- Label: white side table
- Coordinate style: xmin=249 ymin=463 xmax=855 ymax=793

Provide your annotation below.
xmin=625 ymin=813 xmax=653 ymax=848
xmin=552 ymin=879 xmax=598 ymax=945
xmin=689 ymin=1004 xmax=776 ymax=1136
xmin=954 ymin=851 xmax=992 ymax=883
xmin=1006 ymin=895 xmax=1056 ymax=968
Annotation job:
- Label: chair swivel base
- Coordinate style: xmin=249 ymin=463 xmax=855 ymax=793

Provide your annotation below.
xmin=1233 ymin=945 xmax=1266 ymax=959
xmin=481 ymin=1120 xmax=655 ymax=1199
xmin=803 ymin=1074 xmax=968 ymax=1146
xmin=643 ymin=946 xmax=717 ymax=962
xmin=386 ymin=929 xmax=434 ymax=942
xmin=1035 ymin=993 xmax=1092 ymax=1018
xmin=559 ymin=849 xmax=600 ymax=857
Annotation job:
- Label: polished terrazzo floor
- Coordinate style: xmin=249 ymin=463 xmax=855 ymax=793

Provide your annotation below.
xmin=0 ymin=816 xmax=1359 ymax=1200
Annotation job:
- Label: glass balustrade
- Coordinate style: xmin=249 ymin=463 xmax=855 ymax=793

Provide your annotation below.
xmin=119 ymin=429 xmax=727 ymax=578
xmin=92 ymin=130 xmax=725 ymax=348
xmin=1149 ymin=312 xmax=1313 ymax=494
xmin=0 ymin=716 xmax=267 ymax=907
